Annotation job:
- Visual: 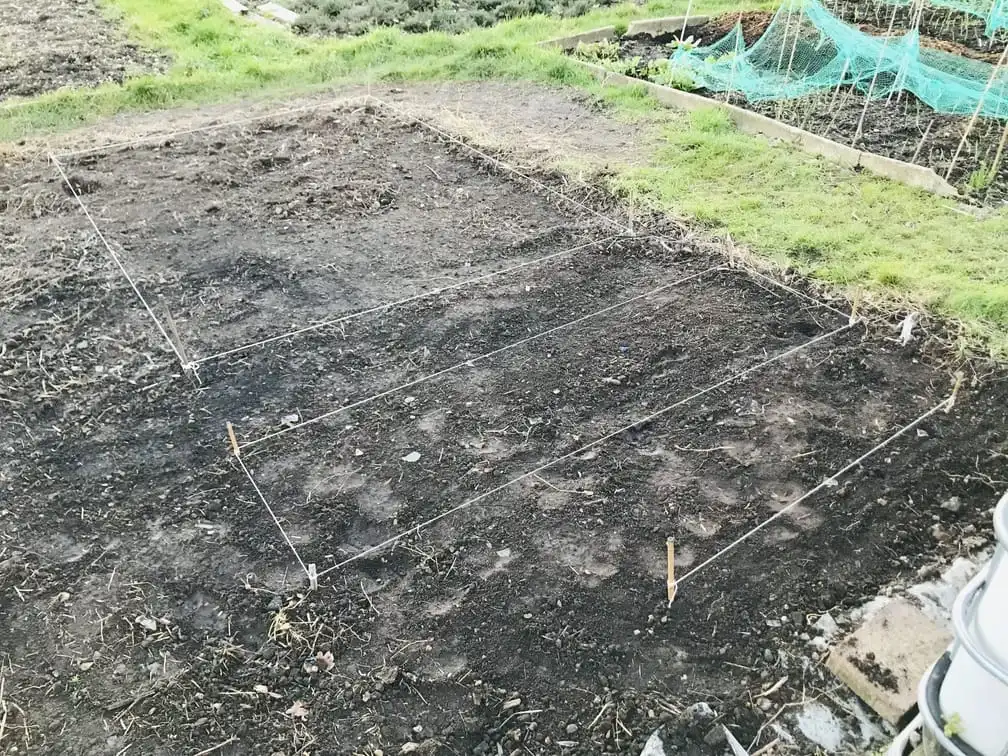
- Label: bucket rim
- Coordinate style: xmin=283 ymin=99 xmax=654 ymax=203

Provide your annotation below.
xmin=996 ymin=490 xmax=1007 ymax=547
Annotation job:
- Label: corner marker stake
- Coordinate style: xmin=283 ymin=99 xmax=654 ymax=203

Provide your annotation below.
xmin=848 ymin=287 xmax=863 ymax=325
xmin=226 ymin=422 xmax=241 ymax=458
xmin=667 ymin=537 xmax=677 ymax=605
xmin=308 ymin=563 xmax=318 ymax=591
xmin=945 ymin=371 xmax=964 ymax=413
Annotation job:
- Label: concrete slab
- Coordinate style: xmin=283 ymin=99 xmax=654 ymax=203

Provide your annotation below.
xmin=627 ymin=15 xmax=709 ymax=36
xmin=826 ymin=599 xmax=951 ymax=725
xmin=259 ymin=1 xmax=298 ymax=23
xmin=221 ymin=0 xmax=249 ymax=14
xmin=537 ymin=27 xmax=616 ymax=50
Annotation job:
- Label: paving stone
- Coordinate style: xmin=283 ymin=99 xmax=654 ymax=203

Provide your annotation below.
xmin=259 ymin=1 xmax=298 ymax=23
xmin=826 ymin=599 xmax=951 ymax=725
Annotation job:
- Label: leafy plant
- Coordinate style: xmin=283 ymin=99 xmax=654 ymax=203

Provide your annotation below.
xmin=944 ymin=712 xmax=964 ymax=738
xmin=669 ymin=34 xmax=698 ymax=50
xmin=572 ymin=39 xmax=620 ymax=62
xmin=648 ymin=58 xmax=696 ymax=90
xmin=966 ymin=162 xmax=997 ymax=193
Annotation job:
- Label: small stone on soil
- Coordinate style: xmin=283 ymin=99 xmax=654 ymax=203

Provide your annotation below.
xmin=941 ymin=496 xmax=963 ymax=512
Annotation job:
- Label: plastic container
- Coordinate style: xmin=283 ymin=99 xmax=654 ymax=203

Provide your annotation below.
xmin=974 ymin=492 xmax=1008 ymax=663
xmin=934 ymin=491 xmax=1008 ymax=756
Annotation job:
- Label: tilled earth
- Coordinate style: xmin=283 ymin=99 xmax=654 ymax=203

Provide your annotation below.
xmin=0 ymin=0 xmax=167 ymax=102
xmin=1 ymin=105 xmax=1007 ymax=755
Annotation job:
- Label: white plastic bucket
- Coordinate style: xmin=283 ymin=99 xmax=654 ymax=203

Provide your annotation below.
xmin=974 ymin=492 xmax=1008 ymax=665
xmin=935 ymin=492 xmax=1008 ymax=756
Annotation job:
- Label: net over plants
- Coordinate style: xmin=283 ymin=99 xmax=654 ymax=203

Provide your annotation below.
xmin=670 ymin=0 xmax=1008 ymax=119
xmin=879 ymin=0 xmax=1008 ymax=36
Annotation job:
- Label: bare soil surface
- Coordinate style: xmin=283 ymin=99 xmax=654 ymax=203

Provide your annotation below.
xmin=0 ymin=0 xmax=167 ymax=101
xmin=831 ymin=0 xmax=1008 ymax=55
xmin=2 ymin=102 xmax=1007 ymax=756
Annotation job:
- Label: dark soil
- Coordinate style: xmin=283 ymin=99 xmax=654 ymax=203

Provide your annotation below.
xmin=0 ymin=0 xmax=168 ymax=101
xmin=290 ymin=0 xmax=621 ymax=36
xmin=851 ymin=653 xmax=900 ymax=693
xmin=607 ymin=12 xmax=1008 ymax=202
xmin=2 ymin=103 xmax=1007 ymax=756
xmin=831 ymin=0 xmax=1008 ymax=55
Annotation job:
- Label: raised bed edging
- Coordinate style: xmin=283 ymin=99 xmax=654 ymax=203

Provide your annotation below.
xmin=626 ymin=15 xmax=710 ymax=36
xmin=537 ymin=16 xmax=710 ymax=50
xmin=571 ymin=59 xmax=958 ymax=197
xmin=538 ymin=26 xmax=617 ymax=50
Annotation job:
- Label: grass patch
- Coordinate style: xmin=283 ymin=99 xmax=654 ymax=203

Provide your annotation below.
xmin=1 ymin=0 xmax=1006 ymax=355
xmin=613 ymin=115 xmax=1008 ymax=353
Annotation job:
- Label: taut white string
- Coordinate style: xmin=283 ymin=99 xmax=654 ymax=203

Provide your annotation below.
xmin=240 ymin=265 xmax=723 ymax=448
xmin=51 ymin=154 xmax=187 ymax=368
xmin=316 ymin=320 xmax=856 ymax=577
xmin=676 ymin=395 xmax=954 ymax=587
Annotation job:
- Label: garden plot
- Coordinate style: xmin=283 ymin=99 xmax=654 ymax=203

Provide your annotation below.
xmin=234 ymin=265 xmax=850 ymax=575
xmin=580 ymin=7 xmax=1008 ymax=201
xmin=54 ymin=107 xmax=613 ymax=368
xmin=2 ymin=101 xmax=1007 ymax=755
xmin=0 ymin=0 xmax=166 ymax=100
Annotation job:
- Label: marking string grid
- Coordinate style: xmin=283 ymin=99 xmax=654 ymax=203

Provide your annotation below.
xmin=231 ymin=319 xmax=855 ymax=581
xmin=51 ymin=93 xmax=931 ymax=598
xmin=239 ymin=264 xmax=725 ymax=449
xmin=51 ymin=93 xmax=851 ymax=372
xmin=51 ymin=93 xmax=661 ymax=372
xmin=191 ymin=233 xmax=641 ymax=368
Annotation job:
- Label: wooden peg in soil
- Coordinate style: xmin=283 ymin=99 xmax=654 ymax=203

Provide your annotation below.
xmin=226 ymin=422 xmax=241 ymax=459
xmin=666 ymin=537 xmax=677 ymax=605
xmin=308 ymin=563 xmax=318 ymax=591
xmin=848 ymin=287 xmax=863 ymax=325
xmin=945 ymin=371 xmax=964 ymax=413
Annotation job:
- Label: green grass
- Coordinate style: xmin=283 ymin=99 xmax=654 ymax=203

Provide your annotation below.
xmin=2 ymin=0 xmax=1006 ymax=356
xmin=614 ymin=109 xmax=1008 ymax=350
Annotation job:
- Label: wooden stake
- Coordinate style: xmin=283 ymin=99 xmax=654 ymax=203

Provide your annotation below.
xmin=164 ymin=306 xmax=190 ymax=371
xmin=946 ymin=42 xmax=1008 ymax=181
xmin=983 ymin=117 xmax=1008 ymax=203
xmin=226 ymin=422 xmax=241 ymax=458
xmin=911 ymin=118 xmax=935 ymax=164
xmin=308 ymin=563 xmax=318 ymax=590
xmin=666 ymin=537 xmax=678 ymax=604
xmin=852 ymin=4 xmax=900 ymax=149
xmin=849 ymin=287 xmax=863 ymax=324
xmin=945 ymin=371 xmax=964 ymax=413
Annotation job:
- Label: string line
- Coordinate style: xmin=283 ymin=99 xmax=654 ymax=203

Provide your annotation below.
xmin=316 ymin=320 xmax=856 ymax=577
xmin=233 ymin=452 xmax=311 ymax=578
xmin=369 ymin=95 xmax=627 ymax=235
xmin=240 ymin=265 xmax=724 ymax=448
xmin=51 ymin=154 xmax=187 ymax=368
xmin=676 ymin=395 xmax=954 ymax=587
xmin=193 ymin=233 xmax=630 ymax=366
xmin=54 ymin=95 xmax=371 ymax=159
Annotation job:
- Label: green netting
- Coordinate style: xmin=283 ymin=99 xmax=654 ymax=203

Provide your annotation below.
xmin=670 ymin=0 xmax=1008 ymax=118
xmin=993 ymin=0 xmax=1008 ymax=33
xmin=885 ymin=0 xmax=1008 ymax=37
